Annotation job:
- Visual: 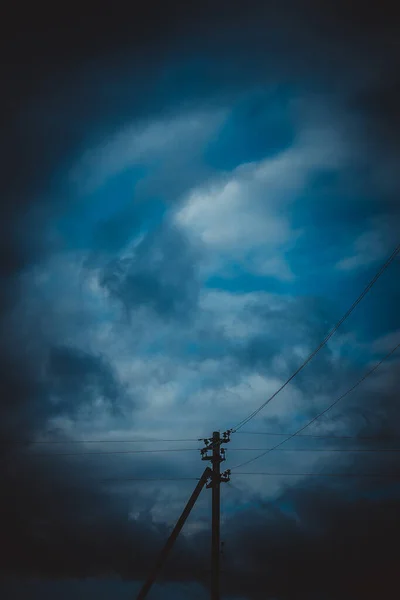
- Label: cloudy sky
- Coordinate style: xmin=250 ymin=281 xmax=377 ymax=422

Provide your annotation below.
xmin=1 ymin=2 xmax=400 ymax=599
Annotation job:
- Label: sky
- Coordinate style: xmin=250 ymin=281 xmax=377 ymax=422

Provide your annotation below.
xmin=1 ymin=2 xmax=400 ymax=599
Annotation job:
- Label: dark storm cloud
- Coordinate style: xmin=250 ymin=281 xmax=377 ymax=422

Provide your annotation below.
xmin=99 ymin=222 xmax=200 ymax=320
xmin=211 ymin=370 xmax=400 ymax=600
xmin=1 ymin=357 xmax=400 ymax=599
xmin=0 ymin=0 xmax=398 ymax=288
xmin=234 ymin=297 xmax=332 ymax=364
xmin=0 ymin=1 xmax=400 ymax=598
xmin=0 ymin=338 xmax=44 ymax=441
xmin=0 ymin=341 xmax=128 ymax=446
xmin=0 ymin=451 xmax=188 ymax=579
xmin=220 ymin=477 xmax=400 ymax=599
xmin=317 ymin=359 xmax=400 ymax=439
xmin=47 ymin=346 xmax=126 ymax=416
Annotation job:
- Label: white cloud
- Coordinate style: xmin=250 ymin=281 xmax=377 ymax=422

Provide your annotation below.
xmin=70 ymin=108 xmax=226 ymax=193
xmin=370 ymin=329 xmax=400 ymax=354
xmin=20 ymin=251 xmax=307 ymax=451
xmin=174 ymin=119 xmax=350 ymax=280
xmin=336 ymin=218 xmax=396 ymax=271
xmin=19 ymin=245 xmax=391 ymax=509
xmin=21 ymin=99 xmax=386 ymax=507
xmin=199 ymin=289 xmax=288 ymax=341
xmin=176 ymin=177 xmax=290 ymax=249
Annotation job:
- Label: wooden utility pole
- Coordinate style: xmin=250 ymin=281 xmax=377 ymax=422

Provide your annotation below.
xmin=211 ymin=431 xmax=221 ymax=600
xmin=202 ymin=430 xmax=231 ymax=600
xmin=136 ymin=430 xmax=231 ymax=600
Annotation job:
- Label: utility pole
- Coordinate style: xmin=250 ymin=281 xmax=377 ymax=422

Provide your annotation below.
xmin=136 ymin=430 xmax=231 ymax=600
xmin=201 ymin=430 xmax=231 ymax=600
xmin=212 ymin=431 xmax=221 ymax=600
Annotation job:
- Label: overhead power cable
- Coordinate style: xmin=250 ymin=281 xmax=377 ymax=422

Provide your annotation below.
xmin=6 ymin=432 xmax=400 ymax=446
xmin=231 ymin=339 xmax=400 ymax=470
xmin=235 ymin=431 xmax=400 ymax=440
xmin=101 ymin=477 xmax=202 ymax=482
xmin=233 ymin=472 xmax=400 ymax=478
xmin=12 ymin=447 xmax=201 ymax=457
xmin=0 ymin=437 xmax=200 ymax=446
xmin=98 ymin=473 xmax=400 ymax=481
xmin=231 ymin=242 xmax=400 ymax=433
xmin=229 ymin=448 xmax=400 ymax=452
xmin=14 ymin=445 xmax=400 ymax=457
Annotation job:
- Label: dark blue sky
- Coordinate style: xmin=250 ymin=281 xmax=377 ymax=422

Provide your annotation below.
xmin=0 ymin=2 xmax=400 ymax=599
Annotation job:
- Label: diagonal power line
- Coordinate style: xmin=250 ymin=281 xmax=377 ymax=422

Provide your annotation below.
xmin=231 ymin=242 xmax=400 ymax=433
xmin=230 ymin=340 xmax=400 ymax=470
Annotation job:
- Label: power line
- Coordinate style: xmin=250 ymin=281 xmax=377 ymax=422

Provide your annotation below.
xmin=229 ymin=448 xmax=400 ymax=452
xmin=97 ymin=473 xmax=400 ymax=481
xmin=12 ymin=436 xmax=227 ymax=453
xmin=8 ymin=340 xmax=398 ymax=462
xmin=231 ymin=340 xmax=400 ymax=470
xmin=235 ymin=432 xmax=400 ymax=440
xmin=11 ymin=448 xmax=202 ymax=457
xmin=5 ymin=431 xmax=400 ymax=446
xmin=15 ymin=440 xmax=400 ymax=458
xmin=101 ymin=477 xmax=202 ymax=482
xmin=0 ymin=437 xmax=200 ymax=446
xmin=234 ymin=472 xmax=400 ymax=478
xmin=14 ymin=447 xmax=400 ymax=458
xmin=231 ymin=243 xmax=400 ymax=433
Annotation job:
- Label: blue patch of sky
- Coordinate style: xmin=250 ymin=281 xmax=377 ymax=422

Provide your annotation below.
xmin=275 ymin=168 xmax=399 ymax=343
xmin=137 ymin=336 xmax=228 ymax=364
xmin=204 ymin=257 xmax=293 ymax=295
xmin=288 ymin=252 xmax=399 ymax=346
xmin=183 ymin=341 xmax=226 ymax=360
xmin=291 ymin=167 xmax=382 ymax=235
xmin=203 ymin=87 xmax=295 ymax=171
xmin=56 ymin=167 xmax=167 ymax=252
xmin=287 ymin=172 xmax=380 ymax=290
xmin=345 ymin=264 xmax=400 ymax=342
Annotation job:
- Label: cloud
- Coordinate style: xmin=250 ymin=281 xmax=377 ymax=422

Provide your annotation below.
xmin=70 ymin=109 xmax=227 ymax=194
xmin=370 ymin=329 xmax=400 ymax=353
xmin=99 ymin=219 xmax=201 ymax=320
xmin=219 ymin=475 xmax=400 ymax=599
xmin=1 ymin=2 xmax=400 ymax=597
xmin=174 ymin=110 xmax=352 ymax=281
xmin=336 ymin=218 xmax=397 ymax=271
xmin=46 ymin=346 xmax=126 ymax=416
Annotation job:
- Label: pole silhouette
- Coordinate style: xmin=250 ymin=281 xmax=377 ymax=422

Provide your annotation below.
xmin=211 ymin=431 xmax=221 ymax=600
xmin=136 ymin=430 xmax=231 ymax=600
xmin=136 ymin=467 xmax=212 ymax=600
xmin=202 ymin=430 xmax=231 ymax=600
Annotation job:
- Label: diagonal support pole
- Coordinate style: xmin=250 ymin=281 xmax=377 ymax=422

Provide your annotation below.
xmin=136 ymin=467 xmax=212 ymax=600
